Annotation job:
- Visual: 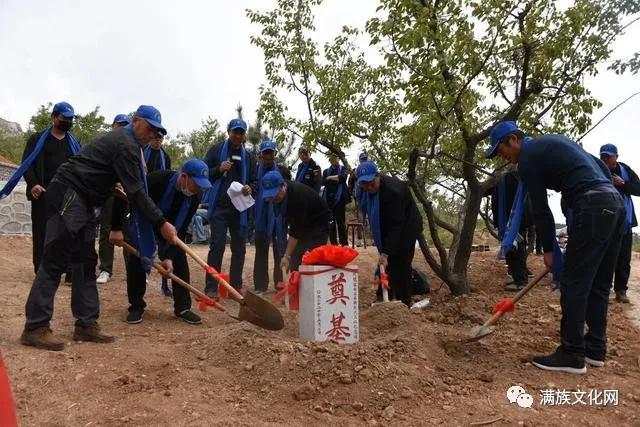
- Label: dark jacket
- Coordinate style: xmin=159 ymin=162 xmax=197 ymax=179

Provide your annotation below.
xmin=283 ymin=181 xmax=330 ymax=239
xmin=379 ymin=175 xmax=423 ymax=255
xmin=489 ymin=171 xmax=532 ymax=233
xmin=322 ymin=165 xmax=349 ymax=205
xmin=22 ymin=130 xmax=75 ymax=201
xmin=54 ymin=127 xmax=165 ymax=227
xmin=611 ymin=161 xmax=640 ymax=228
xmin=295 ymin=159 xmax=322 ymax=192
xmin=145 ymin=146 xmax=172 ymax=172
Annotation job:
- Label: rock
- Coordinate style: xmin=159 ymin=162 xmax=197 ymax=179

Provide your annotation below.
xmin=279 ymin=353 xmax=290 ymax=364
xmin=339 ymin=374 xmax=353 ymax=384
xmin=354 ymin=365 xmax=364 ymax=372
xmin=244 ymin=363 xmax=255 ymax=372
xmin=401 ymin=388 xmax=413 ymax=399
xmin=358 ymin=368 xmax=373 ymax=379
xmin=381 ymin=405 xmax=395 ymax=420
xmin=75 ymin=373 xmax=85 ymax=381
xmin=352 ymin=402 xmax=364 ymax=411
xmin=293 ymin=384 xmax=316 ymax=401
xmin=164 ymin=390 xmax=172 ymax=397
xmin=478 ymin=372 xmax=494 ymax=383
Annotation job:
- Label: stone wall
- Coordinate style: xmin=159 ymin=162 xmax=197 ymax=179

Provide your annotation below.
xmin=0 ymin=181 xmax=32 ymax=235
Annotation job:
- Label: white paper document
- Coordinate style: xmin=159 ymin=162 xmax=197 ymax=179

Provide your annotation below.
xmin=226 ymin=181 xmax=255 ymax=212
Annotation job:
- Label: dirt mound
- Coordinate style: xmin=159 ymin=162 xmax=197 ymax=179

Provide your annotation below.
xmin=2 ymin=237 xmax=640 ymax=426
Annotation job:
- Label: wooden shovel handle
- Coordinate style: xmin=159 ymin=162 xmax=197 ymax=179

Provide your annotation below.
xmin=175 ymin=238 xmax=243 ymax=300
xmin=483 ymin=268 xmax=551 ymax=328
xmin=379 ymin=264 xmax=389 ymax=302
xmin=121 ymin=242 xmax=224 ymax=311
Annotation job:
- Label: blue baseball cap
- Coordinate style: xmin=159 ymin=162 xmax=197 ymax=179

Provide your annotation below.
xmin=227 ymin=118 xmax=247 ymax=132
xmin=112 ymin=114 xmax=130 ymax=125
xmin=259 ymin=140 xmax=277 ymax=152
xmin=359 ymin=152 xmax=368 ymax=162
xmin=52 ymin=101 xmax=75 ymax=118
xmin=356 ymin=161 xmax=379 ymax=184
xmin=599 ymin=144 xmax=618 ymax=157
xmin=261 ymin=170 xmax=285 ymax=200
xmin=486 ymin=121 xmax=519 ymax=159
xmin=135 ymin=105 xmax=167 ymax=136
xmin=181 ymin=159 xmax=212 ymax=190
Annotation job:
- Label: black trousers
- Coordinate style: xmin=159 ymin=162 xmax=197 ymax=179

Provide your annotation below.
xmin=560 ymin=192 xmax=625 ymax=358
xmin=253 ymin=235 xmax=283 ymax=292
xmin=30 ymin=196 xmax=47 ymax=274
xmin=290 ymin=229 xmax=329 ymax=272
xmin=329 ymin=202 xmax=348 ymax=246
xmin=505 ymin=236 xmax=528 ymax=285
xmin=25 ymin=182 xmax=99 ymax=330
xmin=613 ymin=231 xmax=632 ymax=293
xmin=98 ymin=196 xmax=115 ymax=274
xmin=206 ymin=206 xmax=246 ymax=294
xmin=126 ymin=246 xmax=191 ymax=314
xmin=377 ymin=241 xmax=416 ymax=305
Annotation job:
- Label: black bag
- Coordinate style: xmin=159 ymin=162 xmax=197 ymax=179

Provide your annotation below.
xmin=411 ymin=268 xmax=430 ymax=295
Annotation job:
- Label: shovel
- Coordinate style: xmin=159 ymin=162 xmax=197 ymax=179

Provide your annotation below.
xmin=121 ymin=242 xmax=234 ymax=316
xmin=465 ymin=268 xmax=550 ymax=342
xmin=175 ymin=238 xmax=284 ymax=331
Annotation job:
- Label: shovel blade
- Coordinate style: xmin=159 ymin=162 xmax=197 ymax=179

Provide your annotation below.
xmin=465 ymin=325 xmax=495 ymax=342
xmin=237 ymin=291 xmax=285 ymax=331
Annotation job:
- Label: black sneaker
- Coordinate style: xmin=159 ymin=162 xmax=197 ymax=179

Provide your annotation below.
xmin=615 ymin=292 xmax=630 ymax=304
xmin=532 ymin=348 xmax=587 ymax=374
xmin=505 ymin=282 xmax=526 ymax=292
xmin=176 ymin=310 xmax=202 ymax=325
xmin=585 ymin=355 xmax=605 ymax=367
xmin=126 ymin=309 xmax=144 ymax=324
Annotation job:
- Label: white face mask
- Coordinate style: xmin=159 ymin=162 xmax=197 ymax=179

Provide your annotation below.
xmin=180 ymin=175 xmax=196 ymax=197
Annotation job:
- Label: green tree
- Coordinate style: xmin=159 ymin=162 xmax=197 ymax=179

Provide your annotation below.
xmin=169 ymin=116 xmax=226 ymax=167
xmin=28 ymin=103 xmax=110 ymax=144
xmin=365 ymin=0 xmax=640 ymax=294
xmin=247 ymin=0 xmax=400 ymax=170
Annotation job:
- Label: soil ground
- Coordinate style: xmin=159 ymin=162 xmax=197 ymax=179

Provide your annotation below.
xmin=1 ymin=235 xmax=639 ymax=426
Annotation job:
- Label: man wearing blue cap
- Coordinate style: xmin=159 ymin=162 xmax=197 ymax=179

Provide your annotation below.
xmin=356 ymin=161 xmax=423 ymax=306
xmin=203 ymin=118 xmax=258 ymax=297
xmin=110 ymin=159 xmax=212 ymax=324
xmin=253 ymin=141 xmax=289 ymax=293
xmin=0 ymin=102 xmax=80 ymax=275
xmin=260 ymin=170 xmax=330 ymax=272
xmin=295 ymin=146 xmax=322 ymax=192
xmin=20 ymin=105 xmax=178 ymax=351
xmin=347 ymin=152 xmax=369 ymax=245
xmin=486 ymin=121 xmax=625 ymax=374
xmin=599 ymin=144 xmax=639 ymax=304
xmin=96 ymin=114 xmax=134 ymax=285
xmin=323 ymin=154 xmax=350 ymax=246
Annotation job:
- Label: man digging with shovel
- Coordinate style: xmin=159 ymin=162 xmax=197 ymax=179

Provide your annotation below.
xmin=20 ymin=105 xmax=178 ymax=351
xmin=109 ymin=159 xmax=212 ymax=325
xmin=486 ymin=121 xmax=625 ymax=374
xmin=356 ymin=161 xmax=423 ymax=307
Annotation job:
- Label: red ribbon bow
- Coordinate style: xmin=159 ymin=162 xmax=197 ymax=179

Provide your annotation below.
xmin=202 ymin=265 xmax=230 ymax=299
xmin=493 ymin=298 xmax=515 ymax=314
xmin=275 ymin=271 xmax=300 ymax=311
xmin=195 ymin=295 xmax=222 ymax=312
xmin=372 ymin=271 xmax=390 ymax=290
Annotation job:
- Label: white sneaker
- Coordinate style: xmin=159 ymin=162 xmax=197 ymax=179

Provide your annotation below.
xmin=97 ymin=271 xmax=111 ymax=284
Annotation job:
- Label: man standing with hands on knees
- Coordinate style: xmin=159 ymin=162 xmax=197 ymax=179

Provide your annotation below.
xmin=20 ymin=105 xmax=178 ymax=351
xmin=486 ymin=121 xmax=625 ymax=374
xmin=203 ymin=118 xmax=258 ymax=297
xmin=599 ymin=144 xmax=639 ymax=304
xmin=260 ymin=171 xmax=329 ymax=272
xmin=356 ymin=161 xmax=423 ymax=307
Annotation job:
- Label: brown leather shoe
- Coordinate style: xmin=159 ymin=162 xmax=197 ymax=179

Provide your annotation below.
xmin=73 ymin=323 xmax=115 ymax=344
xmin=20 ymin=327 xmax=65 ymax=351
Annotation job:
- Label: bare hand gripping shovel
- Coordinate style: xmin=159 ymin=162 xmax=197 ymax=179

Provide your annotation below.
xmin=175 ymin=238 xmax=284 ymax=331
xmin=465 ymin=268 xmax=550 ymax=343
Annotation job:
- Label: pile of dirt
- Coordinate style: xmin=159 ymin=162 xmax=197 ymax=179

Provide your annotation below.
xmin=1 ymin=237 xmax=639 ymax=426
